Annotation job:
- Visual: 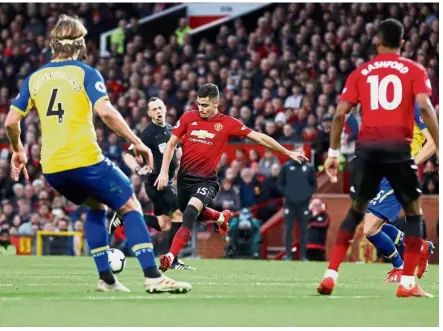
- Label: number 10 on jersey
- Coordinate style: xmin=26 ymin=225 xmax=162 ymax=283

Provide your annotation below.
xmin=367 ymin=74 xmax=402 ymax=111
xmin=47 ymin=88 xmax=65 ymax=123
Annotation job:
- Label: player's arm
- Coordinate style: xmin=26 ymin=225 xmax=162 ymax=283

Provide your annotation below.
xmin=416 ymin=94 xmax=439 ymax=152
xmin=85 ymin=67 xmax=153 ymax=167
xmin=4 ymin=110 xmax=24 ymax=153
xmin=5 ymin=76 xmax=33 ymax=181
xmin=326 ymin=71 xmax=359 ymax=182
xmin=175 ymin=146 xmax=183 ymax=162
xmin=155 ymin=134 xmax=180 ymax=190
xmin=330 ymin=101 xmax=353 ymax=151
xmin=415 ymin=129 xmax=436 ymax=166
xmin=123 ymin=144 xmax=151 ymax=175
xmin=95 ymin=102 xmax=147 ymax=152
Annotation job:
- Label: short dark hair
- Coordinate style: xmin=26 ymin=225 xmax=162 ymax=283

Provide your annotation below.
xmin=378 ymin=19 xmax=404 ymax=49
xmin=147 ymin=97 xmax=160 ymax=111
xmin=197 ymin=83 xmax=219 ymax=99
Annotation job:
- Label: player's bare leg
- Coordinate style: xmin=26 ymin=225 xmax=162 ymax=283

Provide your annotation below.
xmin=363 ymin=214 xmax=403 ymax=283
xmin=396 ymin=199 xmax=432 ymax=297
xmin=317 ymin=199 xmax=367 ymax=295
xmin=159 ymin=197 xmax=204 ymax=272
xmin=118 ymin=195 xmax=191 ymax=293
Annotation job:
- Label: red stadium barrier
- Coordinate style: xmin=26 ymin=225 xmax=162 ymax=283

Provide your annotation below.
xmin=10 ymin=235 xmax=33 ymax=255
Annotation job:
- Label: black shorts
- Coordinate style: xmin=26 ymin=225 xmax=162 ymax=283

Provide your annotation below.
xmin=177 ymin=175 xmax=220 ymax=212
xmin=145 ymin=177 xmax=179 ymax=216
xmin=350 ymin=147 xmax=421 ymax=205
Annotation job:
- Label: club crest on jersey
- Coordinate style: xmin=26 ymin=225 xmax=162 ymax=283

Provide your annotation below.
xmin=214 ymin=123 xmax=223 ymax=131
xmin=190 ymin=130 xmax=215 ymax=139
xmin=95 ymin=81 xmax=107 ymax=93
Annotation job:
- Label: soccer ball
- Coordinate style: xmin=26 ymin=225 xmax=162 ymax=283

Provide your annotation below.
xmin=108 ymin=248 xmax=126 ymax=274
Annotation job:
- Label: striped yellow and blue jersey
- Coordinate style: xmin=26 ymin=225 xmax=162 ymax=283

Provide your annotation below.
xmin=11 ymin=60 xmax=108 ymax=174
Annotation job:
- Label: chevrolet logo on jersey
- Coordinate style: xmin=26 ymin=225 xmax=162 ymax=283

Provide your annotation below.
xmin=190 ymin=130 xmax=215 ymax=139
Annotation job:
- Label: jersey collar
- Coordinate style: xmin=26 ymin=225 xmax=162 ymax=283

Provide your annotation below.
xmin=151 ymin=120 xmax=166 ymax=128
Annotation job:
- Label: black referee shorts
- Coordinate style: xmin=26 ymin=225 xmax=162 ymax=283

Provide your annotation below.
xmin=145 ymin=177 xmax=179 ymax=216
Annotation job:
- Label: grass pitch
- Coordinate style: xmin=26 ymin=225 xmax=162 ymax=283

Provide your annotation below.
xmin=0 ymin=256 xmax=438 ymax=327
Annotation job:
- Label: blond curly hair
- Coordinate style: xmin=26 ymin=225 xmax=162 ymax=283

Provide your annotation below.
xmin=50 ymin=14 xmax=88 ymax=60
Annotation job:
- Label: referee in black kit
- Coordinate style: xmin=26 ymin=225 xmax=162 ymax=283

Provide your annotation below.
xmin=109 ymin=97 xmax=194 ymax=270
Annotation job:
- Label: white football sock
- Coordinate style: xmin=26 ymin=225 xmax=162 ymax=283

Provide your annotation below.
xmin=324 ymin=269 xmax=339 ymax=283
xmin=216 ymin=213 xmax=225 ymax=224
xmin=400 ymin=275 xmax=415 ymax=289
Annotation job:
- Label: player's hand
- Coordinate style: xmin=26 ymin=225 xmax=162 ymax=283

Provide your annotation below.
xmin=324 ymin=157 xmax=339 ymax=183
xmin=133 ymin=142 xmax=154 ymax=170
xmin=288 ymin=151 xmax=309 ymax=163
xmin=136 ymin=165 xmax=151 ymax=176
xmin=11 ymin=150 xmax=29 ymax=182
xmin=154 ymin=171 xmax=169 ymax=191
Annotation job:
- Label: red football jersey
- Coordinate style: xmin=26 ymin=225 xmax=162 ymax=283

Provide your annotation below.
xmin=340 ymin=53 xmax=432 ymax=144
xmin=172 ymin=111 xmax=252 ymax=179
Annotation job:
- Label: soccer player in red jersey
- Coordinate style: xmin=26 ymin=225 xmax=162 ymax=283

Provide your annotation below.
xmin=155 ymin=83 xmax=308 ymax=271
xmin=317 ymin=19 xmax=439 ymax=297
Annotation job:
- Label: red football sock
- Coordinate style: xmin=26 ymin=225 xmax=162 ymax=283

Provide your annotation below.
xmin=169 ymin=226 xmax=192 ymax=257
xmin=327 ymin=229 xmax=354 ymax=271
xmin=201 ymin=207 xmax=221 ymax=221
xmin=402 ymin=236 xmax=423 ymax=276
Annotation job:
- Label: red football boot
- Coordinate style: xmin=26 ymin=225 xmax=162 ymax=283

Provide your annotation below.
xmin=317 ymin=277 xmax=335 ymax=295
xmin=396 ymin=284 xmax=433 ymax=298
xmin=216 ymin=210 xmax=231 ymax=235
xmin=159 ymin=254 xmax=173 ymax=272
xmin=417 ymin=241 xmax=434 ymax=279
xmin=383 ymin=268 xmax=402 ymax=283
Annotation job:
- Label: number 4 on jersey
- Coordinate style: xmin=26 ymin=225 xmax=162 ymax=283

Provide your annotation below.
xmin=47 ymin=88 xmax=65 ymax=123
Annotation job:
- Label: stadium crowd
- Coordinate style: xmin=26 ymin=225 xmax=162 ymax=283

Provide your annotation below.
xmin=0 ymin=3 xmax=439 ymax=247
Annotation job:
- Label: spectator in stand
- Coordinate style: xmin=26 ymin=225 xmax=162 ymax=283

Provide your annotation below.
xmin=306 ymin=198 xmax=330 ymax=261
xmin=239 ymin=168 xmax=259 ymax=208
xmin=281 ymin=124 xmax=297 ymax=142
xmin=278 ymin=144 xmax=317 ymax=261
xmin=0 ymin=228 xmax=16 ymax=255
xmin=2 ymin=200 xmax=14 ymax=225
xmin=103 ymin=132 xmax=124 ymax=166
xmin=284 ymin=85 xmax=304 ymax=109
xmin=422 ymin=159 xmax=439 ymax=194
xmin=216 ymin=152 xmax=229 ymax=181
xmin=26 ymin=143 xmax=42 ymax=181
xmin=213 ymin=179 xmax=241 ymax=212
xmin=256 ymin=163 xmax=282 ymax=223
xmin=0 ymin=167 xmax=13 ymax=201
xmin=312 ymin=115 xmax=332 ymax=170
xmin=175 ymin=17 xmax=191 ymax=46
xmin=258 ymin=148 xmax=280 ymax=177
